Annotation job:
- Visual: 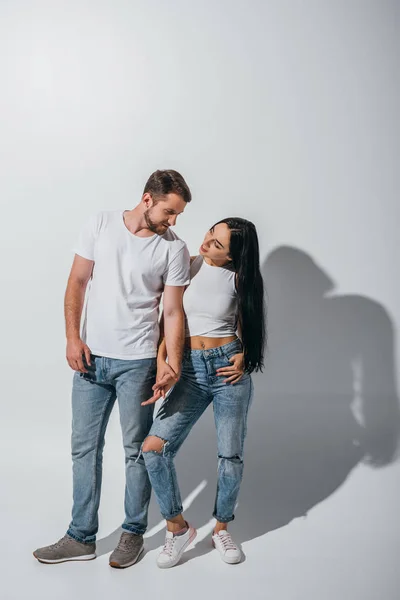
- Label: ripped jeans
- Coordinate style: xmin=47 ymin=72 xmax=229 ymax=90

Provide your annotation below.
xmin=142 ymin=339 xmax=253 ymax=523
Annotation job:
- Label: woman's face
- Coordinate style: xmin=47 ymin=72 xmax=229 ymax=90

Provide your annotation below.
xmin=199 ymin=222 xmax=231 ymax=264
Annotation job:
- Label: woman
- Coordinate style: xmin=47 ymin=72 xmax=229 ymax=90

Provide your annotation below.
xmin=141 ymin=217 xmax=266 ymax=568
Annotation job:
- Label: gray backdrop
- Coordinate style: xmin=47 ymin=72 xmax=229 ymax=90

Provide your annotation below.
xmin=1 ymin=1 xmax=399 ymax=599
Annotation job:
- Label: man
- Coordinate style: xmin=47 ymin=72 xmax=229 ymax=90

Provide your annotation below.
xmin=33 ymin=169 xmax=191 ymax=568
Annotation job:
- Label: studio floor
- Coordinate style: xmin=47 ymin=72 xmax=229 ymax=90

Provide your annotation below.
xmin=2 ymin=415 xmax=399 ymax=600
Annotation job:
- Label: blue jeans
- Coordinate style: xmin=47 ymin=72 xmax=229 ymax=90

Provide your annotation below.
xmin=143 ymin=340 xmax=253 ymax=523
xmin=66 ymin=355 xmax=156 ymax=543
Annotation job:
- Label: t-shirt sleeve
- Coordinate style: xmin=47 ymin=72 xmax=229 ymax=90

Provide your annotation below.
xmin=73 ymin=213 xmax=100 ymax=261
xmin=163 ymin=244 xmax=191 ymax=286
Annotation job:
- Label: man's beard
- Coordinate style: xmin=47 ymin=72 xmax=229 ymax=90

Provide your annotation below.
xmin=144 ymin=208 xmax=169 ymax=235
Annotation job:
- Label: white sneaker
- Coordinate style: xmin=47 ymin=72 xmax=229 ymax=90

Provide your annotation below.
xmin=212 ymin=530 xmax=242 ymax=564
xmin=156 ymin=525 xmax=197 ymax=569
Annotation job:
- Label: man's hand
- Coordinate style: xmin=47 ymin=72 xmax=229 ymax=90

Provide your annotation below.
xmin=66 ymin=337 xmax=92 ymax=372
xmin=156 ymin=359 xmax=179 ymax=390
xmin=216 ymin=353 xmax=245 ymax=384
xmin=141 ymin=360 xmax=178 ymax=406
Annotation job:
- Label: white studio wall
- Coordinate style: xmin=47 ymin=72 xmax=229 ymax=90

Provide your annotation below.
xmin=0 ymin=2 xmax=399 ymax=599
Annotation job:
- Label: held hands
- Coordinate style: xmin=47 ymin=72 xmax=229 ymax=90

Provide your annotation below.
xmin=66 ymin=337 xmax=92 ymax=372
xmin=141 ymin=351 xmax=245 ymax=407
xmin=141 ymin=360 xmax=179 ymax=406
xmin=216 ymin=352 xmax=245 ymax=384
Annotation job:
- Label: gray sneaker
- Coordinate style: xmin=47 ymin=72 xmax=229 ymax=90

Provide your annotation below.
xmin=33 ymin=534 xmax=96 ymax=564
xmin=109 ymin=532 xmax=144 ymax=568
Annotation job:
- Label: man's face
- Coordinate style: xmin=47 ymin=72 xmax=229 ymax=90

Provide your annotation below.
xmin=144 ymin=193 xmax=187 ymax=235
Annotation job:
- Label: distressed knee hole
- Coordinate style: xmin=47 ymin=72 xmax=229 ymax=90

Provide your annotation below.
xmin=218 ymin=454 xmax=243 ymax=462
xmin=142 ymin=435 xmax=167 ymax=454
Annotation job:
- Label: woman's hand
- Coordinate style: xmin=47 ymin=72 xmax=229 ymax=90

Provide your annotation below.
xmin=216 ymin=352 xmax=245 ymax=384
xmin=141 ymin=360 xmax=178 ymax=406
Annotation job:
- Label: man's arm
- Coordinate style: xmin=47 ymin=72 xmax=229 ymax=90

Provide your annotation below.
xmin=141 ymin=296 xmax=186 ymax=406
xmin=156 ymin=312 xmax=167 ymax=361
xmin=141 ymin=286 xmax=185 ymax=406
xmin=141 ymin=245 xmax=190 ymax=406
xmin=156 ymin=254 xmax=194 ymax=367
xmin=162 ymin=284 xmax=186 ymax=376
xmin=64 ymin=254 xmax=94 ymax=372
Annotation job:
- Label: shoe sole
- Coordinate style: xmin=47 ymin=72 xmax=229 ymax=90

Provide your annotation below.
xmin=220 ymin=555 xmax=242 ymax=564
xmin=157 ymin=527 xmax=197 ymax=569
xmin=33 ymin=553 xmax=96 ymax=564
xmin=109 ymin=545 xmax=144 ymax=569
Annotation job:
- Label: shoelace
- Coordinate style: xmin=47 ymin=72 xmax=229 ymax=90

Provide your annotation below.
xmin=162 ymin=536 xmax=176 ymax=557
xmin=47 ymin=535 xmax=71 ymax=550
xmin=218 ymin=533 xmax=237 ymax=551
xmin=116 ymin=533 xmax=138 ymax=552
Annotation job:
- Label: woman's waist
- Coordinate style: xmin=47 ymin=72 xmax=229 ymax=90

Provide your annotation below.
xmin=185 ymin=335 xmax=239 ymax=350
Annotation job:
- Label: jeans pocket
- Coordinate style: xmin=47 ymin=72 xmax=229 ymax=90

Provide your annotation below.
xmin=221 ymin=343 xmax=242 ymax=362
xmin=80 ymin=354 xmax=97 ymax=380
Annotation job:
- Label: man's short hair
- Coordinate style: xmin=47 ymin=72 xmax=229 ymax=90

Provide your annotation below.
xmin=143 ymin=170 xmax=192 ymax=204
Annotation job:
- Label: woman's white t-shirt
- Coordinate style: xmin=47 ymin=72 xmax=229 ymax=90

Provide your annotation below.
xmin=183 ymin=255 xmax=238 ymax=337
xmin=74 ymin=210 xmax=190 ymax=360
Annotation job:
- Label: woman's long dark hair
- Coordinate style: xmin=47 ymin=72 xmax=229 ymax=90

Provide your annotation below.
xmin=215 ymin=217 xmax=266 ymax=374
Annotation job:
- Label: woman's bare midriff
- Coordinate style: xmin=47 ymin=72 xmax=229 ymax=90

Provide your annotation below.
xmin=185 ymin=335 xmax=238 ymax=350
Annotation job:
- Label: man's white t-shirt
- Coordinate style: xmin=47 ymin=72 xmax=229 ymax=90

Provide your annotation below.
xmin=73 ymin=210 xmax=190 ymax=360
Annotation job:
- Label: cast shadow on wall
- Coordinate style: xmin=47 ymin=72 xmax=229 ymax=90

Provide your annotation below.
xmin=97 ymin=245 xmax=400 ymax=558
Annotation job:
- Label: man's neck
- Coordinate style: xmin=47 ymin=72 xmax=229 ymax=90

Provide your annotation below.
xmin=123 ymin=207 xmax=155 ymax=238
